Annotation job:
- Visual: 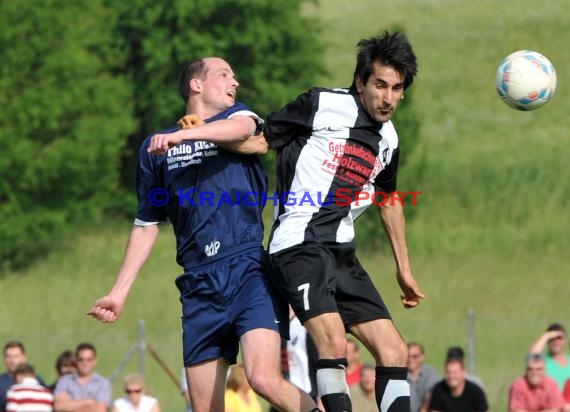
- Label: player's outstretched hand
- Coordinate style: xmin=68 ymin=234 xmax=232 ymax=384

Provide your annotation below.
xmin=86 ymin=295 xmax=124 ymax=323
xmin=177 ymin=113 xmax=204 ymax=129
xmin=397 ymin=275 xmax=425 ymax=309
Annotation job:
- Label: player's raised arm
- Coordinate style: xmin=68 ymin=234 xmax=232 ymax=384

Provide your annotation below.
xmin=174 ymin=113 xmax=268 ymax=155
xmin=148 ymin=115 xmax=256 ymax=154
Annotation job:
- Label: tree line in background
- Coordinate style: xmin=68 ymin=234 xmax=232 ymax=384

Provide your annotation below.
xmin=0 ymin=0 xmax=420 ymax=271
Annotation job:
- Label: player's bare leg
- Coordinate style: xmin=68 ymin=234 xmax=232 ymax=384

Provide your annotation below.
xmin=241 ymin=328 xmax=318 ymax=412
xmin=185 ymin=358 xmax=229 ymax=412
xmin=303 ymin=313 xmax=351 ymax=411
xmin=350 ymin=318 xmax=410 ymax=412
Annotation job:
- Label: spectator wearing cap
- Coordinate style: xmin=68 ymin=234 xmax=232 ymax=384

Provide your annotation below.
xmin=530 ymin=322 xmax=570 ymax=390
xmin=508 ymin=353 xmax=564 ymax=412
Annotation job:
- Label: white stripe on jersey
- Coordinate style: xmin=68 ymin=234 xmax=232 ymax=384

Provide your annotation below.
xmin=349 ymin=120 xmax=398 ymax=222
xmin=134 ymin=218 xmax=159 ymax=226
xmin=271 ymin=91 xmax=360 ymax=252
xmin=269 ymin=89 xmax=399 ymax=254
xmin=229 ymin=109 xmax=264 ymax=133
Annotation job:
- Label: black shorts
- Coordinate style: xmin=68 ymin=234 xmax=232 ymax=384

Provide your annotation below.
xmin=268 ymin=242 xmax=391 ymax=326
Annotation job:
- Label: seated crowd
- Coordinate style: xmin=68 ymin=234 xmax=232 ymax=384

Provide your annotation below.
xmin=1 ymin=321 xmax=569 ymax=412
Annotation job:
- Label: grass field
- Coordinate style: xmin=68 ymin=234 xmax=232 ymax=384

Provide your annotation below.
xmin=2 ymin=1 xmax=570 ymax=411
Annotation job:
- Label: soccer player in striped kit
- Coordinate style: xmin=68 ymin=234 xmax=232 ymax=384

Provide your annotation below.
xmin=263 ymin=31 xmax=425 ymax=412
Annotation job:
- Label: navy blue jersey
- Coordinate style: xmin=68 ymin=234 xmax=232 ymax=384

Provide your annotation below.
xmin=135 ymin=103 xmax=267 ymax=269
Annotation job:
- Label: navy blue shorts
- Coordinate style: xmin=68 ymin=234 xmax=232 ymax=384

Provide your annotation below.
xmin=176 ymin=247 xmax=289 ymax=366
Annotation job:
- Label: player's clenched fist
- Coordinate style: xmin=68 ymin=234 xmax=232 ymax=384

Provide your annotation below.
xmin=147 ymin=113 xmax=204 ymax=154
xmin=178 ymin=113 xmax=204 ymax=129
xmin=86 ymin=295 xmax=124 ymax=323
xmin=397 ymin=275 xmax=425 ymax=309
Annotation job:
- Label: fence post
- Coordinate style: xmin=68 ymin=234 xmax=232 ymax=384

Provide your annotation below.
xmin=138 ymin=319 xmax=146 ymax=377
xmin=466 ymin=308 xmax=475 ymax=375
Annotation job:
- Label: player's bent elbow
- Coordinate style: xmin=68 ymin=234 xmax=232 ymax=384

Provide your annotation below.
xmin=220 ymin=135 xmax=269 ymax=155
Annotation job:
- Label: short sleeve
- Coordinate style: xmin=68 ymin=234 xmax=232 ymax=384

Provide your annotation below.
xmin=135 ymin=137 xmax=168 ymax=224
xmin=374 ymin=148 xmax=400 ymax=193
xmin=264 ymin=90 xmax=315 ymax=149
xmin=113 ymin=398 xmax=125 ymax=411
xmin=508 ymin=379 xmax=525 ymax=410
xmin=225 ymin=103 xmax=264 ymax=134
xmin=54 ymin=374 xmax=70 ymax=396
xmin=428 ymin=382 xmax=444 ymax=411
xmin=424 ymin=367 xmax=440 ymax=392
xmin=544 ymin=377 xmax=565 ymax=409
xmin=473 ymin=384 xmax=489 ymax=411
xmin=564 ymin=378 xmax=570 ymax=402
xmin=96 ymin=378 xmax=112 ymax=405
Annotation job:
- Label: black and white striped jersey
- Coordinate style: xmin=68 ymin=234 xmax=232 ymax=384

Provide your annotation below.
xmin=264 ymin=87 xmax=400 ymax=254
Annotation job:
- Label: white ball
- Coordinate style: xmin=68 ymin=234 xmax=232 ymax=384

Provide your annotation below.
xmin=495 ymin=50 xmax=557 ymax=111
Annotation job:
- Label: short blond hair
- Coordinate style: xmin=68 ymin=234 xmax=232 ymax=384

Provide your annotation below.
xmin=124 ymin=373 xmax=145 ymax=388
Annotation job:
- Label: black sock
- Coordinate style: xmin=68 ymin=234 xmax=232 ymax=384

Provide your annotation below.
xmin=375 ymin=366 xmax=410 ymax=412
xmin=320 ymin=393 xmax=351 ymax=412
xmin=316 ymin=358 xmax=352 ymax=412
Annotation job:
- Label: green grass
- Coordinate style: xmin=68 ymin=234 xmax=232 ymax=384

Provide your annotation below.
xmin=2 ymin=1 xmax=570 ymax=411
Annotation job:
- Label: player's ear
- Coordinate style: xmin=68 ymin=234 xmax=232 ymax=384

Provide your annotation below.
xmin=354 ymin=76 xmax=363 ymax=93
xmin=189 ymin=78 xmax=202 ymax=93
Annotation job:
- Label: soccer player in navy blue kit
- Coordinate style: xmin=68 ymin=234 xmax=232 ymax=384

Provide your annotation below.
xmin=263 ymin=32 xmax=425 ymax=412
xmin=88 ymin=57 xmax=318 ymax=412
